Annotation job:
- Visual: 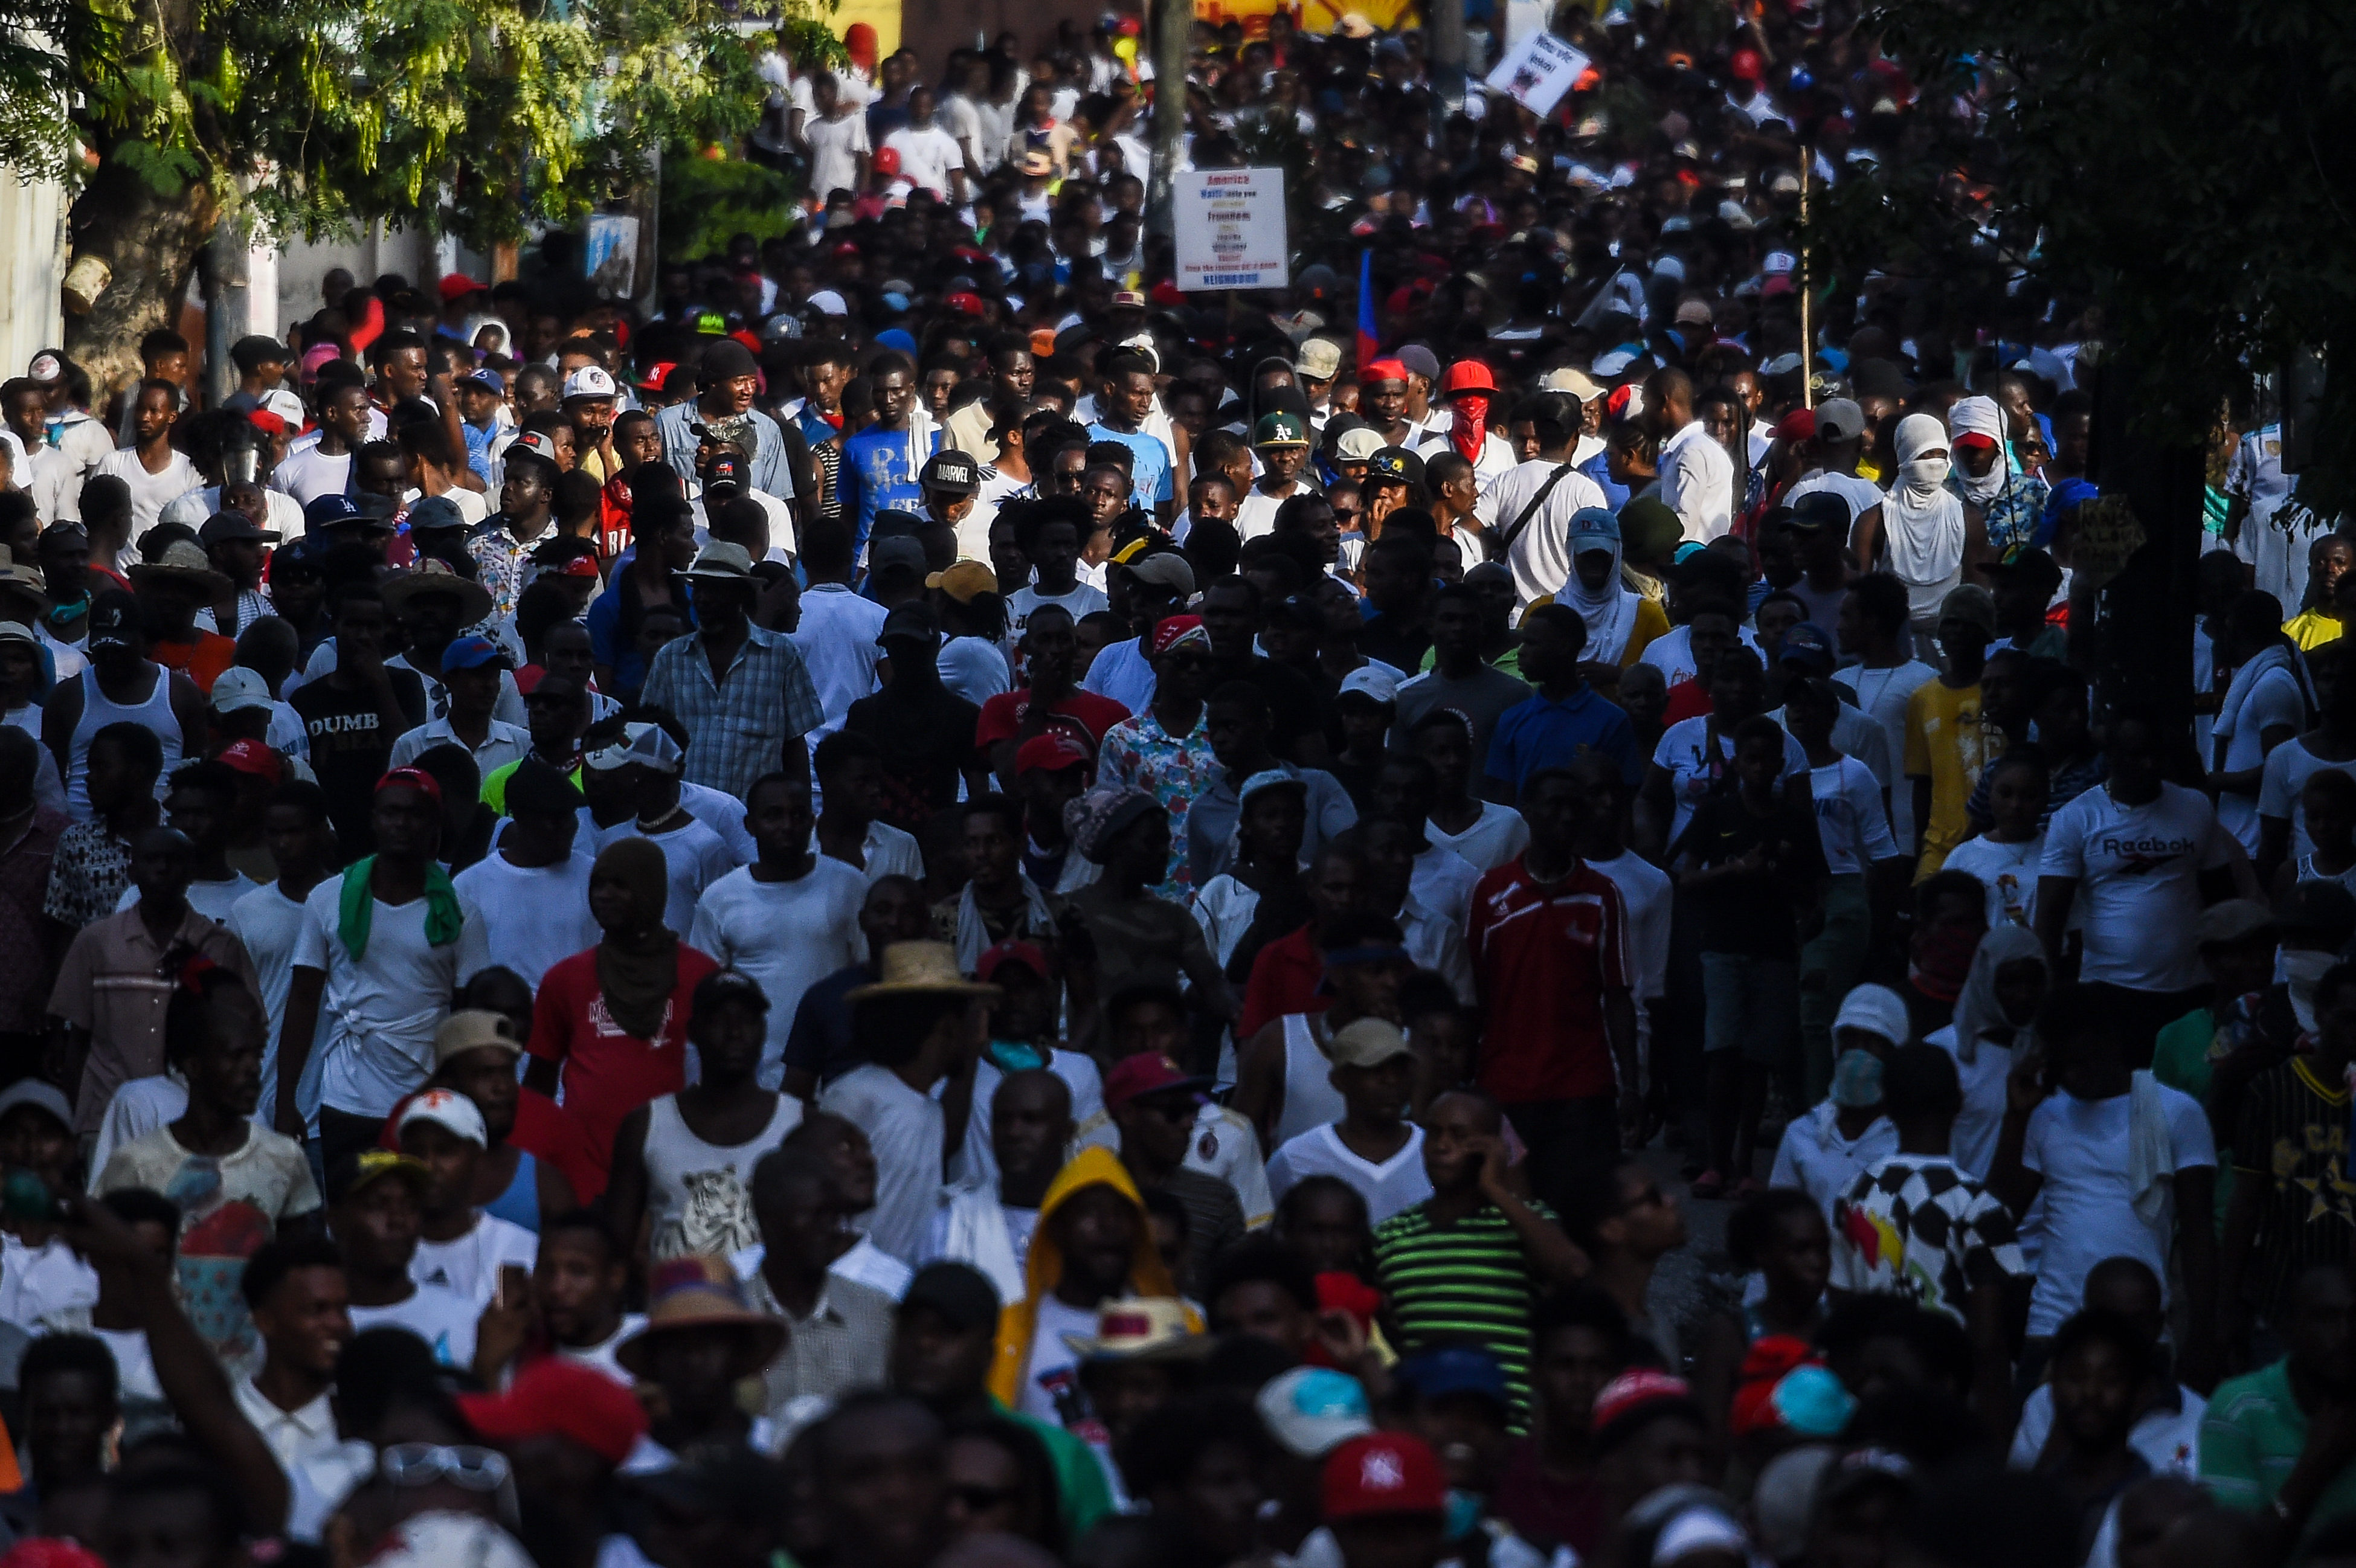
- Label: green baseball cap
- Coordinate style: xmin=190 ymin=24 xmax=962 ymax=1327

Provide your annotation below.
xmin=1252 ymin=411 xmax=1310 ymax=449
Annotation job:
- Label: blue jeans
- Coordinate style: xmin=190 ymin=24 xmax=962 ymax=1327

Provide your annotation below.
xmin=1701 ymin=953 xmax=1801 ymax=1069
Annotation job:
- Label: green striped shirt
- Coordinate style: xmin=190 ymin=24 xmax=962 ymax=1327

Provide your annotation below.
xmin=1373 ymin=1199 xmax=1559 ymax=1426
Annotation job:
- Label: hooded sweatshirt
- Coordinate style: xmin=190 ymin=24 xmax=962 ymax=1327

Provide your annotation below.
xmin=985 ymin=1146 xmax=1200 ymax=1408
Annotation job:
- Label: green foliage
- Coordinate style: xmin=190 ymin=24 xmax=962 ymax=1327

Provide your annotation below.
xmin=1835 ymin=0 xmax=2356 ymax=513
xmin=658 ymin=153 xmax=801 ymax=262
xmin=0 ymin=0 xmax=838 ymax=251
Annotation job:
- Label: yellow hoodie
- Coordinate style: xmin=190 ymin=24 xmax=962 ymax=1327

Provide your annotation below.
xmin=985 ymin=1145 xmax=1200 ymax=1406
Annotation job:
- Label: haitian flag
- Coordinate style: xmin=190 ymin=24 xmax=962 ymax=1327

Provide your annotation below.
xmin=1356 ymin=250 xmax=1380 ymax=370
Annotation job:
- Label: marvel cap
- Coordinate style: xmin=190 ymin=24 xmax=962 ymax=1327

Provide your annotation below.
xmin=919 ymin=451 xmax=980 ymax=495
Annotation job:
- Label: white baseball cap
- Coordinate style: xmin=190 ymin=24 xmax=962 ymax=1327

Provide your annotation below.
xmin=210 ymin=666 xmax=274 ymax=715
xmin=259 ymin=389 xmax=306 ymax=426
xmin=396 ymin=1087 xmax=487 ymax=1148
xmin=805 ymin=289 xmax=851 ymax=318
xmin=582 ymin=721 xmax=685 ymax=776
xmin=562 ymin=365 xmax=619 ymax=402
xmin=1257 ymin=1367 xmax=1374 ymax=1459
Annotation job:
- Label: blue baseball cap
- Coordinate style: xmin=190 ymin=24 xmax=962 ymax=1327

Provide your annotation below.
xmin=441 ymin=635 xmax=507 ymax=673
xmin=303 ymin=494 xmax=365 ymax=531
xmin=1395 ymin=1346 xmax=1510 ymax=1409
xmin=1778 ymin=622 xmax=1835 ymax=675
xmin=460 ymin=367 xmax=507 ymax=396
xmin=1568 ymin=506 xmax=1620 ymax=554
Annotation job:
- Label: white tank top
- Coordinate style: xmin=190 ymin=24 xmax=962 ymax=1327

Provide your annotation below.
xmin=2295 ymin=856 xmax=2356 ymax=899
xmin=66 ymin=663 xmax=181 ymax=820
xmin=1274 ymin=1012 xmax=1348 ymax=1148
xmin=642 ymin=1091 xmax=803 ymax=1261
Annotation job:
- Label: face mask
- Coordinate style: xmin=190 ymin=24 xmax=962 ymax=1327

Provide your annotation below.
xmin=1832 ymin=1048 xmax=1884 ymax=1108
xmin=1903 ymin=455 xmax=1951 ymax=489
xmin=2282 ymin=947 xmax=2334 ymax=1033
xmin=985 ymin=1039 xmax=1047 ymax=1074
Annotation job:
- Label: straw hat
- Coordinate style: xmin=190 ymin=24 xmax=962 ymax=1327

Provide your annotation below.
xmin=380 ymin=558 xmax=494 ymax=627
xmin=845 ymin=940 xmax=1000 ymax=1003
xmin=613 ymin=1255 xmax=787 ymax=1378
xmin=1061 ymin=1297 xmax=1213 ymax=1362
xmin=127 ymin=540 xmax=233 ymax=600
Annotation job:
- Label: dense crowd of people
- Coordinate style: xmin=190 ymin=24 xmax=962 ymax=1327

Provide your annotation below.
xmin=0 ymin=4 xmax=2342 ymax=1568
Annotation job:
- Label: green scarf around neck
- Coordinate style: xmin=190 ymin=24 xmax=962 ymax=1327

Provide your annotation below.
xmin=338 ymin=856 xmax=463 ymax=961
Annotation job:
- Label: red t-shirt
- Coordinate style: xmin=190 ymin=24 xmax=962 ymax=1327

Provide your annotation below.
xmin=378 ymin=1085 xmax=607 ymax=1204
xmin=1238 ymin=922 xmax=1326 ymax=1041
xmin=974 ymin=689 xmax=1134 ymax=751
xmin=1661 ymin=678 xmax=1711 ymax=725
xmin=526 ymin=944 xmax=721 ymax=1167
xmin=1466 ymin=858 xmax=1630 ymax=1102
xmin=153 ymin=632 xmax=236 ymax=694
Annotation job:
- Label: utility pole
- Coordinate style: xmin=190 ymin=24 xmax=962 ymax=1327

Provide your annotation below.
xmin=1429 ymin=0 xmax=1466 ymax=138
xmin=1147 ymin=0 xmax=1189 ymax=237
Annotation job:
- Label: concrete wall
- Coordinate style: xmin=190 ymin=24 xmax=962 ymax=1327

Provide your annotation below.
xmin=271 ymin=222 xmax=446 ymax=336
xmin=0 ymin=171 xmax=66 ymax=377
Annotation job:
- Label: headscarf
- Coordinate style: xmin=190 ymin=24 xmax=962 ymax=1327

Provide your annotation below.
xmin=1881 ymin=413 xmax=1966 ymax=619
xmin=1947 ymin=396 xmax=2010 ymax=507
xmin=1561 ymin=507 xmax=1641 ymax=663
xmin=591 ymin=838 xmax=680 ymax=1041
xmin=1947 ymin=924 xmax=2046 ymax=1063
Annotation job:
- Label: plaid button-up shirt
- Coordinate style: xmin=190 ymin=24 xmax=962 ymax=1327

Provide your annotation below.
xmin=639 ymin=623 xmax=823 ymax=800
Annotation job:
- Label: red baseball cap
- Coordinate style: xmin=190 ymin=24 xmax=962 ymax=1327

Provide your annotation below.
xmin=1440 ymin=360 xmax=1497 ymax=396
xmin=639 ymin=361 xmax=680 ymax=392
xmin=1015 ymin=732 xmax=1093 ymax=776
xmin=457 ymin=1357 xmax=648 ymax=1466
xmin=945 ymin=292 xmax=986 ymax=317
xmin=1772 ymin=408 xmax=1816 ymax=443
xmin=376 ymin=766 xmax=443 ymax=805
xmin=873 ymin=146 xmax=902 ymax=176
xmin=555 ymin=554 xmax=602 ymax=579
xmin=217 ymin=739 xmax=283 ymax=785
xmin=439 ymin=272 xmax=488 ymax=305
xmin=1322 ymin=1433 xmax=1446 ymax=1520
xmin=976 ymin=939 xmax=1051 ymax=984
xmin=1104 ymin=1051 xmax=1211 ymax=1110
xmin=1730 ymin=47 xmax=1765 ymax=82
xmin=1591 ymin=1368 xmax=1701 ymax=1440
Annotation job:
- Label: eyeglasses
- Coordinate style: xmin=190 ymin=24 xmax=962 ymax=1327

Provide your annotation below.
xmin=379 ymin=1443 xmax=512 ymax=1492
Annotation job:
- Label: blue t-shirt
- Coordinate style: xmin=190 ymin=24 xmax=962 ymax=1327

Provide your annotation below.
xmin=1486 ymin=684 xmax=1641 ymax=791
xmin=1085 ymin=423 xmax=1174 ymax=508
xmin=840 ymin=423 xmax=932 ymax=550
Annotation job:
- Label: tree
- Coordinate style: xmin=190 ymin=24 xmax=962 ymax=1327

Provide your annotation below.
xmin=0 ymin=0 xmax=801 ymax=395
xmin=1815 ymin=0 xmax=2356 ymax=517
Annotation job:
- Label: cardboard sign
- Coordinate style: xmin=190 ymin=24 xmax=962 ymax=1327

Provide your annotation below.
xmin=1174 ymin=168 xmax=1290 ymax=292
xmin=1483 ymin=31 xmax=1592 ymax=117
xmin=2064 ymin=495 xmax=2146 ymax=588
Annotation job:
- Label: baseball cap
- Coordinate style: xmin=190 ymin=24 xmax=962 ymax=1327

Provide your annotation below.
xmin=433 ymin=1009 xmax=524 ymax=1066
xmin=209 ymin=665 xmax=275 ymax=715
xmin=1567 ymin=507 xmax=1619 ymax=554
xmin=1015 ymin=733 xmax=1093 ymax=776
xmin=582 ymin=721 xmax=686 ymax=776
xmin=1778 ymin=622 xmax=1836 ymax=675
xmin=1322 ymin=1433 xmax=1446 ymax=1521
xmin=87 ymin=590 xmax=140 ymax=651
xmin=867 ymin=535 xmax=928 ymax=581
xmin=805 ymin=289 xmax=850 ymax=318
xmin=1334 ymin=427 xmax=1386 ymax=463
xmin=879 ymin=600 xmax=943 ymax=646
xmin=1539 ymin=366 xmax=1604 ymax=401
xmin=259 ymin=388 xmax=306 ymax=427
xmin=1937 ymin=583 xmax=1998 ymax=636
xmin=1786 ymin=491 xmax=1850 ymax=535
xmin=944 ymin=292 xmax=986 ymax=318
xmin=405 ymin=495 xmax=469 ymax=535
xmin=506 ymin=429 xmax=562 ymax=474
xmin=1258 ymin=1367 xmax=1374 ymax=1459
xmin=216 ymin=739 xmax=283 ymax=784
xmin=1394 ymin=345 xmax=1440 ymax=384
xmin=396 ymin=1087 xmax=487 ymax=1148
xmin=920 ymin=451 xmax=981 ymax=496
xmin=460 ymin=367 xmax=507 ymax=397
xmin=439 ymin=635 xmax=506 ymax=673
xmin=0 ymin=1079 xmax=72 ymax=1134
xmin=1395 ymin=1346 xmax=1510 ymax=1408
xmin=1295 ymin=339 xmax=1342 ymax=380
xmin=1326 ymin=1016 xmax=1414 ymax=1069
xmin=703 ymin=451 xmax=748 ymax=493
xmin=1337 ymin=666 xmax=1401 ymax=706
xmin=198 ymin=511 xmax=279 ymax=546
xmin=1103 ymin=1051 xmax=1211 ymax=1110
xmin=1238 ymin=768 xmax=1308 ymax=809
xmin=1367 ymin=446 xmax=1424 ymax=486
xmin=901 ymin=1262 xmax=1005 ymax=1332
xmin=438 ymin=272 xmax=488 ymax=305
xmin=927 ymin=560 xmax=999 ymax=602
xmin=456 ymin=1358 xmax=648 ymax=1467
xmin=975 ymin=939 xmax=1051 ymax=984
xmin=562 ymin=366 xmax=618 ymax=402
xmin=326 ymin=1148 xmax=429 ymax=1206
xmin=1813 ymin=397 xmax=1866 ymax=443
xmin=1440 ymin=360 xmax=1498 ymax=396
xmin=1253 ymin=411 xmax=1310 ymax=448
xmin=1123 ymin=553 xmax=1196 ymax=596
xmin=1592 ymin=1368 xmax=1704 ymax=1444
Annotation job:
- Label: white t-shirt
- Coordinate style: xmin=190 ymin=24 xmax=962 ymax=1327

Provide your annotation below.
xmin=2039 ymin=783 xmax=2230 ymax=992
xmin=1833 ymin=661 xmax=1939 ymax=850
xmin=1808 ymin=756 xmax=1901 ymax=876
xmin=2018 ymin=1082 xmax=2215 ymax=1334
xmin=817 ymin=1064 xmax=944 ymax=1266
xmin=1637 ymin=623 xmax=1764 ymax=689
xmin=556 ymin=1313 xmax=649 ymax=1387
xmin=1006 ymin=583 xmax=1110 ymax=648
xmin=410 ymin=1213 xmax=540 ymax=1308
xmin=805 ymin=112 xmax=872 ymax=203
xmin=1423 ymin=803 xmax=1530 ymax=873
xmin=271 ymin=443 xmax=355 ymax=508
xmin=1766 ymin=1102 xmax=1898 ymax=1227
xmin=1265 ymin=1123 xmax=1433 ymax=1226
xmin=2216 ymin=666 xmax=2304 ymax=852
xmin=1940 ymin=834 xmax=2045 ymax=930
xmin=1586 ymin=849 xmax=1672 ymax=1011
xmin=231 ymin=882 xmax=329 ymax=1129
xmin=947 ymin=1049 xmax=1106 ymax=1192
xmin=1015 ymin=1291 xmax=1099 ymax=1425
xmin=1783 ymin=471 xmax=1884 ymax=525
xmin=678 ymin=781 xmax=759 ymax=866
xmin=2257 ymin=737 xmax=2356 ymax=864
xmin=1234 ymin=482 xmax=1312 ymax=544
xmin=1654 ymin=716 xmax=1810 ymax=846
xmin=1924 ymin=1024 xmax=2014 ymax=1181
xmin=2009 ymin=1382 xmax=2206 ymax=1476
xmin=293 ymin=875 xmax=492 ymax=1119
xmin=594 ymin=815 xmax=736 ymax=940
xmin=939 ymin=636 xmax=1013 ymax=708
xmin=349 ymin=1282 xmax=481 ymax=1370
xmin=690 ymin=861 xmax=867 ymax=1084
xmin=97 ymin=447 xmax=204 ymax=541
xmin=451 ymin=851 xmax=601 ymax=992
xmin=1475 ymin=458 xmax=1611 ymax=606
xmin=883 ymin=123 xmax=964 ymax=196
